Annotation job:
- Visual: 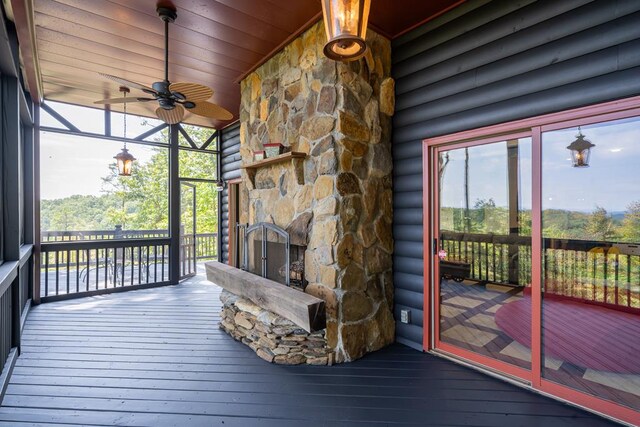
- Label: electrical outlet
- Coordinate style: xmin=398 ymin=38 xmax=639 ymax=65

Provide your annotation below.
xmin=400 ymin=309 xmax=411 ymax=324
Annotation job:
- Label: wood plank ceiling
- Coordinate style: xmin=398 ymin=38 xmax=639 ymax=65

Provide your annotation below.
xmin=11 ymin=0 xmax=462 ymax=129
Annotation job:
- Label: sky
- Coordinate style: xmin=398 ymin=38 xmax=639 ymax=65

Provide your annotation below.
xmin=40 ymin=102 xmax=166 ymax=200
xmin=440 ymin=116 xmax=640 ymax=214
xmin=41 ymin=102 xmax=639 ymax=214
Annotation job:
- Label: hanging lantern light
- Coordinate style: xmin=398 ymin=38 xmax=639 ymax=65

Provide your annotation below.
xmin=321 ymin=0 xmax=371 ymax=61
xmin=114 ymin=86 xmax=136 ymax=176
xmin=566 ymin=127 xmax=595 ymax=168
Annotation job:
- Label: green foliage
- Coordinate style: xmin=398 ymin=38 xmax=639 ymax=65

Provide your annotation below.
xmin=620 ymin=201 xmax=640 ymax=242
xmin=441 ymin=203 xmax=640 ymax=243
xmin=585 ymin=206 xmax=615 ymax=240
xmin=41 ymin=195 xmax=121 ymax=231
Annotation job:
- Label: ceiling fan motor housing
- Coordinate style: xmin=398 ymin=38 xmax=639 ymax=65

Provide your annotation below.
xmin=157 ymin=7 xmax=177 ymax=23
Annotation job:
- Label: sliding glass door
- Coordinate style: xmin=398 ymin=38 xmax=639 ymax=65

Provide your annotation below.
xmin=434 ymin=135 xmax=533 ymax=380
xmin=425 ymin=100 xmax=640 ymax=424
xmin=541 ymin=116 xmax=640 ymax=413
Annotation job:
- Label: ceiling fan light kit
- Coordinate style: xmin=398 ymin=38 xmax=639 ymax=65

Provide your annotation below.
xmin=94 ymin=6 xmax=232 ymax=125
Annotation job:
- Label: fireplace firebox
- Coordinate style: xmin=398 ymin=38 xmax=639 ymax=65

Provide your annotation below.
xmin=236 ymin=222 xmax=306 ymax=289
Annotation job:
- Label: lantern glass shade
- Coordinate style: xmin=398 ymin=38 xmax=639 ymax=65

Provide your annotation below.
xmin=114 ymin=147 xmax=136 ymax=176
xmin=566 ymin=132 xmax=595 ymax=168
xmin=321 ymin=0 xmax=371 ymax=61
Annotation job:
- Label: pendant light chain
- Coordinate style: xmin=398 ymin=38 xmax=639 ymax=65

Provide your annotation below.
xmin=123 ymin=89 xmax=128 ymax=149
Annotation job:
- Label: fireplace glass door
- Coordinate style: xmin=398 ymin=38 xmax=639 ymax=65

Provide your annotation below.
xmin=244 ymin=222 xmax=291 ymax=286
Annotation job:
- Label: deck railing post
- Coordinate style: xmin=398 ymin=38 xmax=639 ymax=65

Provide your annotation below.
xmin=169 ymin=124 xmax=181 ymax=284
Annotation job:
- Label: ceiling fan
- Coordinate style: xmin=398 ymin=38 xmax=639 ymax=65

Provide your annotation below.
xmin=94 ymin=6 xmax=232 ymax=125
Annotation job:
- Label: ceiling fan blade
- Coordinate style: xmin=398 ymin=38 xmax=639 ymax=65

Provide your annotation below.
xmin=94 ymin=97 xmax=154 ymax=104
xmin=169 ymin=82 xmax=213 ymax=101
xmin=98 ymin=73 xmax=156 ymax=94
xmin=187 ymin=101 xmax=233 ymax=121
xmin=156 ymin=105 xmax=185 ymax=124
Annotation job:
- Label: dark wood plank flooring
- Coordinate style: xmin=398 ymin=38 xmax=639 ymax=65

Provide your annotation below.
xmin=0 ymin=267 xmax=619 ymax=426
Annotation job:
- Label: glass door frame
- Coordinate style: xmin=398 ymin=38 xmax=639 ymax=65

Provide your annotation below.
xmin=179 ymin=180 xmax=197 ymax=280
xmin=422 ymin=95 xmax=640 ymax=426
xmin=428 ymin=131 xmax=536 ymax=384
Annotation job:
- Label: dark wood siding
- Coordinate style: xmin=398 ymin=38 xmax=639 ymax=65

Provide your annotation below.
xmin=391 ymin=0 xmax=640 ymax=349
xmin=219 ymin=123 xmax=241 ymax=264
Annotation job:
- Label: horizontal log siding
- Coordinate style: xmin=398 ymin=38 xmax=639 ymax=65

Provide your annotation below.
xmin=391 ymin=0 xmax=640 ymax=350
xmin=220 ymin=123 xmax=241 ymax=264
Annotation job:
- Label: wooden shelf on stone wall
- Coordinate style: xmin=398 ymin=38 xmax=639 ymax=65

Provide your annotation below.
xmin=242 ymin=151 xmax=307 ymax=186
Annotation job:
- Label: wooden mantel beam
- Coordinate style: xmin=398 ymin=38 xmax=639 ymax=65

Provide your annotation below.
xmin=205 ymin=261 xmax=326 ymax=333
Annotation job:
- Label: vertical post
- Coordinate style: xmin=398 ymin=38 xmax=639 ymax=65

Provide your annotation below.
xmin=114 ymin=224 xmax=123 ymax=239
xmin=23 ymin=114 xmax=34 ymax=246
xmin=23 ymin=99 xmax=35 ymax=304
xmin=169 ymin=124 xmax=180 ymax=284
xmin=192 ymin=185 xmax=196 ymax=273
xmin=104 ymin=105 xmax=111 ymax=137
xmin=531 ymin=127 xmax=542 ymax=388
xmin=464 ymin=147 xmax=470 ymax=232
xmin=33 ymin=106 xmax=41 ymax=304
xmin=507 ymin=139 xmax=520 ymax=285
xmin=11 ymin=276 xmax=20 ymax=349
xmin=217 ymin=131 xmax=223 ymax=262
xmin=2 ymin=76 xmax=20 ymax=261
xmin=2 ymin=76 xmax=21 ymax=350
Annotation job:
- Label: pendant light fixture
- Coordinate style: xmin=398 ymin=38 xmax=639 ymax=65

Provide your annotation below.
xmin=567 ymin=126 xmax=595 ymax=168
xmin=113 ymin=86 xmax=136 ymax=176
xmin=321 ymin=0 xmax=371 ymax=61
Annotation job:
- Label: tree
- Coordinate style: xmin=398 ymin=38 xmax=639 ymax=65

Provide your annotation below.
xmin=620 ymin=201 xmax=640 ymax=243
xmin=100 ymin=125 xmax=218 ymax=234
xmin=586 ymin=206 xmax=615 ymax=241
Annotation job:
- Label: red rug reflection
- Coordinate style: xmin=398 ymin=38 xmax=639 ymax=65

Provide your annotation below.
xmin=495 ymin=296 xmax=640 ymax=373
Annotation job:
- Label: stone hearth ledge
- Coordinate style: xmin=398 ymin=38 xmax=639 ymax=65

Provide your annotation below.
xmin=205 ymin=261 xmax=332 ymax=365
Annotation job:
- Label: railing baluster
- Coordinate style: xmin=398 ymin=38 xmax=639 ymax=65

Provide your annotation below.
xmin=138 ymin=246 xmax=142 ymax=285
xmin=627 ymin=254 xmax=632 ymax=307
xmin=130 ymin=247 xmax=134 ymax=287
xmin=104 ymin=248 xmax=109 ymax=289
xmin=94 ymin=249 xmax=99 ymax=291
xmin=66 ymin=250 xmax=71 ymax=295
xmin=44 ymin=250 xmax=49 ymax=297
xmin=161 ymin=245 xmax=165 ymax=282
xmin=55 ymin=251 xmax=59 ymax=296
xmin=121 ymin=247 xmax=125 ymax=288
xmin=146 ymin=246 xmax=150 ymax=284
xmin=603 ymin=253 xmax=608 ymax=304
xmin=492 ymin=242 xmax=496 ymax=282
xmin=154 ymin=246 xmax=158 ymax=282
xmin=75 ymin=249 xmax=80 ymax=293
xmin=614 ymin=253 xmax=620 ymax=306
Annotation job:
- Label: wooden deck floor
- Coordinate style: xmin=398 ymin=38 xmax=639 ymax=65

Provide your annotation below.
xmin=0 ymin=267 xmax=618 ymax=426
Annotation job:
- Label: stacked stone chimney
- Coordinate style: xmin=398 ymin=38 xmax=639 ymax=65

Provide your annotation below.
xmin=238 ymin=22 xmax=395 ymax=362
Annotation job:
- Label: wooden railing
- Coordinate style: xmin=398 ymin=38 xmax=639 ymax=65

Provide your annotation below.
xmin=42 ymin=228 xmax=218 ymax=259
xmin=40 ymin=238 xmax=171 ymax=300
xmin=0 ymin=247 xmax=32 ymax=377
xmin=0 ymin=280 xmax=12 ymax=374
xmin=41 ymin=228 xmax=169 ymax=241
xmin=440 ymin=231 xmax=640 ymax=310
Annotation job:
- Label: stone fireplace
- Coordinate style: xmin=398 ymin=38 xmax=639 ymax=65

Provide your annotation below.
xmin=223 ymin=21 xmax=394 ymax=364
